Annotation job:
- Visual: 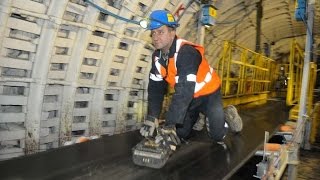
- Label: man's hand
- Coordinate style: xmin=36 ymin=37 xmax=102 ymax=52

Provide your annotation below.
xmin=140 ymin=116 xmax=158 ymax=137
xmin=160 ymin=125 xmax=181 ymax=150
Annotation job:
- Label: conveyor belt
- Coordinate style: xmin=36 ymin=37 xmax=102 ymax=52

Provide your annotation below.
xmin=0 ymin=100 xmax=288 ymax=180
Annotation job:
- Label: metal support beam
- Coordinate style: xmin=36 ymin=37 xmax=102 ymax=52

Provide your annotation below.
xmin=297 ymin=0 xmax=314 ymax=144
xmin=197 ymin=5 xmax=205 ymax=45
xmin=255 ymin=0 xmax=263 ymax=52
xmin=291 ymin=0 xmax=315 ymax=179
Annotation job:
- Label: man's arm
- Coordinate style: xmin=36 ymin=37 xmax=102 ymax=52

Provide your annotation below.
xmin=147 ymin=56 xmax=168 ymax=118
xmin=140 ymin=55 xmax=168 ymax=137
xmin=166 ymin=45 xmax=201 ymax=125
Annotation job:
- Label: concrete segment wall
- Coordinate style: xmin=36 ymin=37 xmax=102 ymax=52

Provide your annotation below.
xmin=0 ymin=0 xmax=196 ymax=161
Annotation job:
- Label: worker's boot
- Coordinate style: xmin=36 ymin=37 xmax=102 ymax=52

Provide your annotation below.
xmin=216 ymin=137 xmax=228 ymax=150
xmin=224 ymin=105 xmax=243 ymax=133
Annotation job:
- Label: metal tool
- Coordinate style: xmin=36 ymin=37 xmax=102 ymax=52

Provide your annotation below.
xmin=132 ymin=119 xmax=173 ymax=169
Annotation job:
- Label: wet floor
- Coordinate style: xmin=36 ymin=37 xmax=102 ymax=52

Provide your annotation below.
xmin=296 ymin=146 xmax=320 ymax=179
xmin=295 ymin=128 xmax=320 ymax=180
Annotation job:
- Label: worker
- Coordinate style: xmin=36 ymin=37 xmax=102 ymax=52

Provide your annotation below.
xmin=140 ymin=10 xmax=242 ymax=149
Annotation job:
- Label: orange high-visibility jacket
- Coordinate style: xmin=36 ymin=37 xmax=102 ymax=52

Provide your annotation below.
xmin=150 ymin=38 xmax=221 ymax=98
xmin=148 ymin=38 xmax=222 ymax=124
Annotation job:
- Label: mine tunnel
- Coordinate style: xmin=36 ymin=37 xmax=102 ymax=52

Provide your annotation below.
xmin=0 ymin=0 xmax=320 ymax=179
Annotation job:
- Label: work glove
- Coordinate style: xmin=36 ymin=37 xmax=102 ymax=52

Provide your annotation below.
xmin=140 ymin=115 xmax=158 ymax=137
xmin=159 ymin=125 xmax=181 ymax=151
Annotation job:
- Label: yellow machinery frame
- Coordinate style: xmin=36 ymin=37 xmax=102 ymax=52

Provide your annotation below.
xmin=286 ymin=40 xmax=304 ymax=106
xmin=217 ymin=41 xmax=276 ymax=106
xmin=287 ymin=40 xmax=317 ymax=120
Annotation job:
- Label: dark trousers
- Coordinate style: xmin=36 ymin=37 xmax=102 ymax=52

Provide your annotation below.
xmin=176 ymin=88 xmax=227 ymax=142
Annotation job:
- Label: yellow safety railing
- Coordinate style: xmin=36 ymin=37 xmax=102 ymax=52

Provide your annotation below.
xmin=286 ymin=40 xmax=304 ymax=105
xmin=311 ymin=102 xmax=320 ymax=143
xmin=286 ymin=39 xmax=317 ymax=120
xmin=308 ymin=63 xmax=317 ymax=111
xmin=289 ymin=62 xmax=317 ymax=120
xmin=216 ymin=41 xmax=276 ymax=105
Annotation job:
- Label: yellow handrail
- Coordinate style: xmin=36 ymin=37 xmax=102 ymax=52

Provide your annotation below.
xmin=286 ymin=40 xmax=304 ymax=105
xmin=216 ymin=41 xmax=275 ymax=98
xmin=286 ymin=39 xmax=317 ymax=120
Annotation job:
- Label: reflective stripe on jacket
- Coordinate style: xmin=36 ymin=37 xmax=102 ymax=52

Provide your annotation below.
xmin=150 ymin=39 xmax=221 ymax=98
